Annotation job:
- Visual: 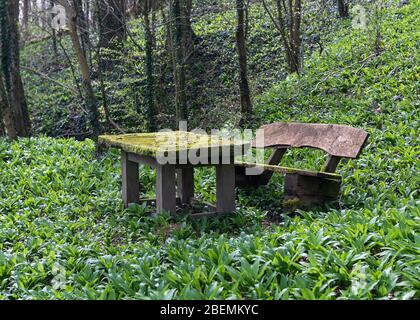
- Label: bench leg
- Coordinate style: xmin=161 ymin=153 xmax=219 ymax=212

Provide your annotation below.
xmin=122 ymin=150 xmax=140 ymax=207
xmin=176 ymin=167 xmax=194 ymax=204
xmin=283 ymin=173 xmax=341 ymax=208
xmin=216 ymin=164 xmax=236 ymax=213
xmin=156 ymin=164 xmax=176 ymax=215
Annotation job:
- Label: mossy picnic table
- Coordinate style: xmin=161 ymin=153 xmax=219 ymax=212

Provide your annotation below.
xmin=99 ymin=123 xmax=368 ymax=214
xmin=99 ymin=132 xmax=250 ymax=216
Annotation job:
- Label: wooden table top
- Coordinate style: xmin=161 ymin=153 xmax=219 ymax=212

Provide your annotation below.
xmin=98 ymin=131 xmax=250 ymax=158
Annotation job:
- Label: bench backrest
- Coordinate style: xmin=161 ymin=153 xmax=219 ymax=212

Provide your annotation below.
xmin=252 ymin=122 xmax=369 ymax=158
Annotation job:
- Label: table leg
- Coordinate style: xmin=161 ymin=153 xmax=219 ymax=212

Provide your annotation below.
xmin=176 ymin=167 xmax=194 ymax=204
xmin=156 ymin=164 xmax=176 ymax=215
xmin=122 ymin=150 xmax=140 ymax=207
xmin=216 ymin=164 xmax=236 ymax=213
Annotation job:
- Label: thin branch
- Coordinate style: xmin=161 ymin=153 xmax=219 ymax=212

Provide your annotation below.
xmin=56 ymin=33 xmax=84 ymax=99
xmin=21 ymin=65 xmax=89 ymax=115
xmin=107 ymin=117 xmax=126 ymax=133
xmin=262 ymin=0 xmax=282 ymax=33
xmin=21 ymin=65 xmax=79 ymax=96
xmin=262 ymin=0 xmax=292 ymax=53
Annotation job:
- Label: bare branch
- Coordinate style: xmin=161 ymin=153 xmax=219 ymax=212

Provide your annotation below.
xmin=21 ymin=65 xmax=79 ymax=96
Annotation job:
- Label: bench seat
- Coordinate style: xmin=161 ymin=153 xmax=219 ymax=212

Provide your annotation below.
xmin=234 ymin=161 xmax=342 ymax=180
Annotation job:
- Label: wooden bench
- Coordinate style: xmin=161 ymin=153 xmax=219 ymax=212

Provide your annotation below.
xmin=235 ymin=122 xmax=369 ymax=207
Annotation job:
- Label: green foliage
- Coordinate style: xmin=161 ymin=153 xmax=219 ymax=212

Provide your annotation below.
xmin=20 ymin=1 xmax=341 ymax=134
xmin=254 ymin=0 xmax=419 ymax=212
xmin=2 ymin=0 xmax=418 ymax=300
xmin=21 ymin=39 xmax=92 ymax=137
xmin=0 ymin=135 xmax=418 ymax=299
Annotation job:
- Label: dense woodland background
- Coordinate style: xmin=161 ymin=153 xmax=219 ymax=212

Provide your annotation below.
xmin=1 ymin=0 xmax=386 ymax=138
xmin=0 ymin=0 xmax=418 ymax=300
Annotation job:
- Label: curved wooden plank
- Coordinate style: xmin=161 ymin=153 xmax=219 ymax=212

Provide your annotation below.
xmin=252 ymin=122 xmax=369 ymax=158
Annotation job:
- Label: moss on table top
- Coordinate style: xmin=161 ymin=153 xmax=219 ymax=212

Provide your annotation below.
xmin=98 ymin=131 xmax=249 ymax=157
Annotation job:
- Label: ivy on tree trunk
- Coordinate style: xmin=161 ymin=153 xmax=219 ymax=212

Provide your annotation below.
xmin=143 ymin=1 xmax=157 ymax=131
xmin=0 ymin=0 xmax=31 ymax=138
xmin=171 ymin=0 xmax=187 ymax=125
xmin=236 ymin=0 xmax=253 ymax=127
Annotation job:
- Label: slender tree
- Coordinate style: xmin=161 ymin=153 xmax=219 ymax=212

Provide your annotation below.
xmin=74 ymin=0 xmax=91 ymax=65
xmin=56 ymin=0 xmax=100 ymax=140
xmin=1 ymin=75 xmax=7 ymax=136
xmin=142 ymin=0 xmax=157 ymax=131
xmin=235 ymin=0 xmax=252 ymax=127
xmin=50 ymin=0 xmax=58 ymax=56
xmin=96 ymin=0 xmax=126 ymax=70
xmin=0 ymin=73 xmax=16 ymax=139
xmin=170 ymin=0 xmax=187 ymax=124
xmin=337 ymin=0 xmax=349 ymax=18
xmin=127 ymin=0 xmax=141 ymax=18
xmin=0 ymin=0 xmax=31 ymax=138
xmin=0 ymin=115 xmax=3 ymax=136
xmin=182 ymin=0 xmax=194 ymax=61
xmin=22 ymin=0 xmax=30 ymax=27
xmin=290 ymin=0 xmax=302 ymax=73
xmin=262 ymin=0 xmax=302 ymax=74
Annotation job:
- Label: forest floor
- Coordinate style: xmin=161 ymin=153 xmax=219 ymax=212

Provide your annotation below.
xmin=0 ymin=1 xmax=418 ymax=299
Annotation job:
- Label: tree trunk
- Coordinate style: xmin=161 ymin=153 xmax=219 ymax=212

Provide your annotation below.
xmin=0 ymin=115 xmax=4 ymax=136
xmin=0 ymin=74 xmax=9 ymax=137
xmin=68 ymin=7 xmax=100 ymax=140
xmin=23 ymin=0 xmax=30 ymax=27
xmin=156 ymin=6 xmax=169 ymax=116
xmin=337 ymin=0 xmax=349 ymax=18
xmin=84 ymin=0 xmax=90 ymax=27
xmin=290 ymin=0 xmax=301 ymax=73
xmin=41 ymin=0 xmax=46 ymax=27
xmin=50 ymin=0 xmax=58 ymax=56
xmin=143 ymin=2 xmax=156 ymax=131
xmin=182 ymin=0 xmax=194 ymax=61
xmin=171 ymin=0 xmax=187 ymax=124
xmin=268 ymin=0 xmax=301 ymax=74
xmin=73 ymin=0 xmax=91 ymax=66
xmin=129 ymin=0 xmax=141 ymax=18
xmin=235 ymin=0 xmax=252 ymax=127
xmin=0 ymin=0 xmax=31 ymax=137
xmin=0 ymin=74 xmax=16 ymax=139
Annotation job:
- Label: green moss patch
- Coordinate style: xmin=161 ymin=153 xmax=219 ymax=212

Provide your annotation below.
xmin=99 ymin=131 xmax=249 ymax=157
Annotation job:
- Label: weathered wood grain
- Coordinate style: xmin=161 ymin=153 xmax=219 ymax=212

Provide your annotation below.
xmin=156 ymin=164 xmax=176 ymax=215
xmin=257 ymin=147 xmax=288 ymax=185
xmin=99 ymin=131 xmax=249 ymax=161
xmin=127 ymin=152 xmax=158 ymax=167
xmin=176 ymin=167 xmax=194 ymax=204
xmin=252 ymin=122 xmax=369 ymax=158
xmin=235 ymin=161 xmax=341 ymax=180
xmin=121 ymin=150 xmax=140 ymax=207
xmin=216 ymin=164 xmax=236 ymax=213
xmin=322 ymin=155 xmax=342 ymax=173
xmin=284 ymin=173 xmax=341 ymax=207
xmin=235 ymin=147 xmax=288 ymax=188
